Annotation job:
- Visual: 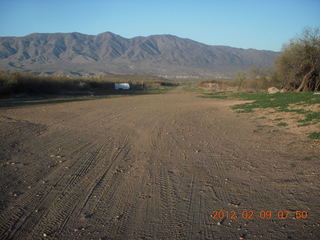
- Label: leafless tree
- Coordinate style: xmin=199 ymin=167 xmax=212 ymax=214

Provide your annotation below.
xmin=275 ymin=27 xmax=320 ymax=91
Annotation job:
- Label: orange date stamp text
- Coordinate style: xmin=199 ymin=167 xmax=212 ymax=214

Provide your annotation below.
xmin=210 ymin=209 xmax=309 ymax=220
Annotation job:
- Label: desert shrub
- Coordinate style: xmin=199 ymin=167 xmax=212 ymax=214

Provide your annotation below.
xmin=275 ymin=27 xmax=320 ymax=91
xmin=226 ymin=67 xmax=278 ymax=92
xmin=0 ymin=71 xmax=176 ymax=96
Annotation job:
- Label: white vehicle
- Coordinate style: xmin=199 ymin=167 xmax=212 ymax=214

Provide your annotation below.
xmin=115 ymin=83 xmax=130 ymax=90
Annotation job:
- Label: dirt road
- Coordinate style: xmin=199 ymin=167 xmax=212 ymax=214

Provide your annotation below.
xmin=0 ymin=89 xmax=319 ymax=239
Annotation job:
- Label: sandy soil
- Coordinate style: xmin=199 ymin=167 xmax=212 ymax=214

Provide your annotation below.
xmin=0 ymin=88 xmax=319 ymax=240
xmin=245 ymin=104 xmax=320 ymax=139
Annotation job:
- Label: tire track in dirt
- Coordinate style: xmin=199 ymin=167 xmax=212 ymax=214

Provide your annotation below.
xmin=0 ymin=138 xmax=86 ymax=235
xmin=0 ymin=110 xmax=123 ymax=238
xmin=0 ymin=140 xmax=102 ymax=240
xmin=0 ymin=105 xmax=120 ymax=219
xmin=27 ymin=137 xmax=122 ymax=239
xmin=87 ymin=150 xmax=148 ymax=240
xmin=157 ymin=108 xmax=241 ymax=239
xmin=75 ymin=135 xmax=130 ymax=220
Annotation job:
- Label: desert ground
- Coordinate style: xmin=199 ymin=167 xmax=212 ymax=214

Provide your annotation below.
xmin=0 ymin=88 xmax=319 ymax=240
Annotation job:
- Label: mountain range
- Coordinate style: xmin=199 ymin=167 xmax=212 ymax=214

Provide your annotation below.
xmin=0 ymin=32 xmax=279 ymax=78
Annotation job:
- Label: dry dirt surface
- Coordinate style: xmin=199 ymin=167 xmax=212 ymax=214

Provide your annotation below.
xmin=0 ymin=88 xmax=319 ymax=240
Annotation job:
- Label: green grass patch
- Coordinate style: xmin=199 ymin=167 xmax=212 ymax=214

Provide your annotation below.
xmin=297 ymin=122 xmax=312 ymax=127
xmin=253 ymin=125 xmax=265 ymax=133
xmin=297 ymin=111 xmax=320 ymax=123
xmin=277 ymin=122 xmax=288 ymax=127
xmin=201 ymin=92 xmax=228 ymax=99
xmin=301 ymin=156 xmax=313 ymax=161
xmin=231 ymin=92 xmax=320 ymax=111
xmin=234 ymin=108 xmax=254 ymax=113
xmin=308 ymin=132 xmax=320 ymax=140
xmin=207 ymin=91 xmax=320 ymax=123
xmin=203 ymin=91 xmax=320 ymax=139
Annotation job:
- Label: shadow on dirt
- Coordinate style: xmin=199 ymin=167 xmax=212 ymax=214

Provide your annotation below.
xmin=0 ymin=89 xmax=172 ymax=108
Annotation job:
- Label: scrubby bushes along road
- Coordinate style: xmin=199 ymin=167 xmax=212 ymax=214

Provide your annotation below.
xmin=0 ymin=71 xmax=177 ymax=96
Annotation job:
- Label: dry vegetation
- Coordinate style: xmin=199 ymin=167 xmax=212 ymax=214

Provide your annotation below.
xmin=0 ymin=71 xmax=178 ymax=96
xmin=198 ymin=27 xmax=320 ymax=93
xmin=198 ymin=67 xmax=277 ymax=93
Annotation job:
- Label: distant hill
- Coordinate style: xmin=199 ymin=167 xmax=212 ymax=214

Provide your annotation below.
xmin=0 ymin=32 xmax=279 ymax=78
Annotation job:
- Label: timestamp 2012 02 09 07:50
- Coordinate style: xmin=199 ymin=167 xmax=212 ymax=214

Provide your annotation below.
xmin=210 ymin=209 xmax=309 ymax=220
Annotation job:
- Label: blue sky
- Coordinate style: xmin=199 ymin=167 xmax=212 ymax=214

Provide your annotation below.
xmin=0 ymin=0 xmax=319 ymax=51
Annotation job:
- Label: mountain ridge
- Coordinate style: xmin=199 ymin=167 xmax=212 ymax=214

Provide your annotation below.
xmin=0 ymin=31 xmax=279 ymax=78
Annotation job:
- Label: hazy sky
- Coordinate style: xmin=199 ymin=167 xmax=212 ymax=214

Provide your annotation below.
xmin=0 ymin=0 xmax=319 ymax=51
